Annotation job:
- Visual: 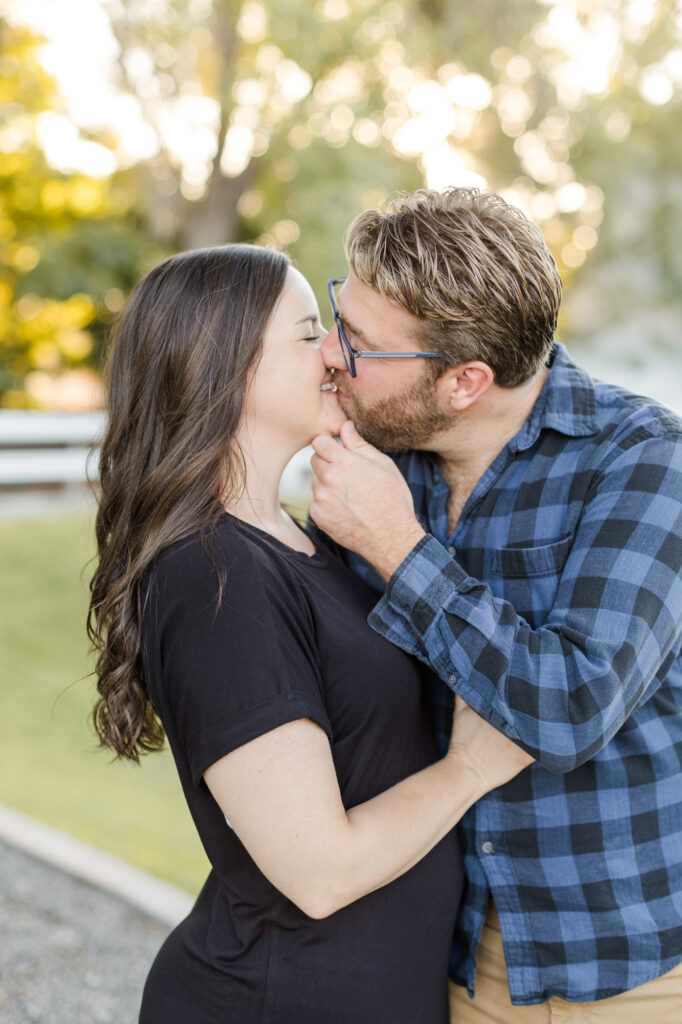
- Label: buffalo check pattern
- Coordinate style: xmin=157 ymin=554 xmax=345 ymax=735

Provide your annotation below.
xmin=344 ymin=344 xmax=682 ymax=1005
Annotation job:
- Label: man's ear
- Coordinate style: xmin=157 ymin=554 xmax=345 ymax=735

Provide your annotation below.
xmin=435 ymin=361 xmax=495 ymax=411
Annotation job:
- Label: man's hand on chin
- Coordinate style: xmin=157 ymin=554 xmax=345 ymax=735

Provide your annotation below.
xmin=309 ymin=420 xmax=426 ymax=582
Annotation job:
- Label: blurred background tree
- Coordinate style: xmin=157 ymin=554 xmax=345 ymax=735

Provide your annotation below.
xmin=2 ymin=0 xmax=681 ymax=409
xmin=0 ymin=21 xmax=156 ymax=407
xmin=403 ymin=0 xmax=682 ymax=374
xmin=99 ymin=0 xmax=425 ymax=286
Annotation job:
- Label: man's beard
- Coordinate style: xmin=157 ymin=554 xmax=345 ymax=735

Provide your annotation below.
xmin=340 ymin=371 xmax=455 ymax=452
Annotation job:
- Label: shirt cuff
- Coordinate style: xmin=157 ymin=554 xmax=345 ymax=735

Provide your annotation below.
xmin=369 ymin=534 xmax=471 ymax=645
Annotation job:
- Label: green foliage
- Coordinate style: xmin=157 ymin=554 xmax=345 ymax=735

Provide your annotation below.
xmin=249 ymin=135 xmax=423 ymax=301
xmin=406 ymin=0 xmax=682 ymax=347
xmin=0 ymin=24 xmax=161 ymax=407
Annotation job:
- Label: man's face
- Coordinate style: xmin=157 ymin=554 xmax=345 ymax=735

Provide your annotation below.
xmin=320 ymin=273 xmax=454 ymax=451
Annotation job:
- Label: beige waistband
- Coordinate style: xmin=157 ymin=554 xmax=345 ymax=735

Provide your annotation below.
xmin=484 ymin=898 xmax=501 ymax=932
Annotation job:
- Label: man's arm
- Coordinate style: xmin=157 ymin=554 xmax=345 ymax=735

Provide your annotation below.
xmin=311 ymin=422 xmax=682 ymax=773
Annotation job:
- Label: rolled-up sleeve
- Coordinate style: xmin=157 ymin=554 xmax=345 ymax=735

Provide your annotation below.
xmin=369 ymin=428 xmax=682 ymax=773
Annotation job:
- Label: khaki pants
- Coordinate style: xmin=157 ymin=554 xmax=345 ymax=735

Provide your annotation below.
xmin=449 ymin=903 xmax=682 ymax=1024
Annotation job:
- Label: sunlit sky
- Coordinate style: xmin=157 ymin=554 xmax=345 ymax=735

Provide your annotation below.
xmin=9 ymin=0 xmax=125 ymax=175
xmin=6 ymin=0 xmax=682 ymax=220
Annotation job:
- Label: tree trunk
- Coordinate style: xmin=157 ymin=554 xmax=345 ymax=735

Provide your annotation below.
xmin=179 ymin=1 xmax=250 ymax=249
xmin=179 ymin=163 xmax=256 ymax=249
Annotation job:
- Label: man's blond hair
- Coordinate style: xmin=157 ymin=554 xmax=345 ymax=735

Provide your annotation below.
xmin=344 ymin=187 xmax=562 ymax=387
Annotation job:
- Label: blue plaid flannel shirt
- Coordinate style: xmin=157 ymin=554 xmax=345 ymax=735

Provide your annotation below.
xmin=343 ymin=343 xmax=682 ymax=1005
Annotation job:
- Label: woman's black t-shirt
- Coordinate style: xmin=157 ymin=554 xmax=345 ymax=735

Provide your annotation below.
xmin=139 ymin=515 xmax=462 ymax=1024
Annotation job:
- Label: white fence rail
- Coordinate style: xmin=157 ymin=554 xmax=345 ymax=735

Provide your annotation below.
xmin=0 ymin=410 xmax=312 ymax=497
xmin=0 ymin=411 xmax=105 ymax=486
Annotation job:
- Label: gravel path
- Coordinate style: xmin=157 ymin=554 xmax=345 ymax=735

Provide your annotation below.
xmin=0 ymin=839 xmax=175 ymax=1024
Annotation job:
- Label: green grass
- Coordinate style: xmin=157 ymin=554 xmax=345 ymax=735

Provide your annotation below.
xmin=0 ymin=512 xmax=209 ymax=894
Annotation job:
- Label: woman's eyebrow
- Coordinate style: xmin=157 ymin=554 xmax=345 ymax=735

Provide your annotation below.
xmin=295 ymin=314 xmax=320 ymax=325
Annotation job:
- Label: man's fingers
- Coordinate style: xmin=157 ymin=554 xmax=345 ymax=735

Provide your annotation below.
xmin=311 ymin=433 xmax=340 ymax=461
xmin=310 ymin=453 xmax=330 ymax=480
xmin=339 ymin=420 xmax=387 ymax=463
xmin=313 ymin=424 xmax=386 ymax=471
xmin=338 ymin=420 xmax=367 ymax=450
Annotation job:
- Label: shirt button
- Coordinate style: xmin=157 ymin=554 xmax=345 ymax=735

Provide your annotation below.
xmin=433 ymin=472 xmax=440 ymax=483
xmin=448 ymin=674 xmax=457 ymax=686
xmin=447 ymin=545 xmax=456 ymax=556
xmin=481 ymin=841 xmax=495 ymax=855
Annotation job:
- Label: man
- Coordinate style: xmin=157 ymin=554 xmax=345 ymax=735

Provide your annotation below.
xmin=309 ymin=188 xmax=682 ymax=1021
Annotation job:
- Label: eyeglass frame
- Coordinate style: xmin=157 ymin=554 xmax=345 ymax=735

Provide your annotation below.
xmin=327 ymin=277 xmax=442 ymax=378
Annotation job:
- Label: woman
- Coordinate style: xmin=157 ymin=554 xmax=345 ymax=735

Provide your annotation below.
xmin=88 ymin=244 xmax=532 ymax=1024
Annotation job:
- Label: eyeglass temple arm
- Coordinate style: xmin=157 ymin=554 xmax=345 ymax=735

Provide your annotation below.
xmin=355 ymin=352 xmax=441 ymax=359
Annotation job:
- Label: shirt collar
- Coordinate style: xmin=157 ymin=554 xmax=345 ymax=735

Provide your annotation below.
xmin=510 ymin=342 xmax=599 ymax=453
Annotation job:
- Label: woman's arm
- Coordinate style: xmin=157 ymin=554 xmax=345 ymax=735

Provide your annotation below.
xmin=204 ymin=695 xmax=532 ymax=919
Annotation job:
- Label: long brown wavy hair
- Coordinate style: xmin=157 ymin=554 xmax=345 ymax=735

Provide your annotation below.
xmin=88 ymin=244 xmax=290 ymax=761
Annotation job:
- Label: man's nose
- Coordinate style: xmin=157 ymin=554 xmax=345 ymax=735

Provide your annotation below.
xmin=320 ymin=325 xmax=346 ymax=371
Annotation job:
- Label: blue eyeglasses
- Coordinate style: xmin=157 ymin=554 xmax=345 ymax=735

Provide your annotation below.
xmin=327 ymin=277 xmax=442 ymax=378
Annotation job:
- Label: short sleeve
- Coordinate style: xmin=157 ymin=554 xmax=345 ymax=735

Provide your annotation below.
xmin=147 ymin=529 xmax=333 ymax=787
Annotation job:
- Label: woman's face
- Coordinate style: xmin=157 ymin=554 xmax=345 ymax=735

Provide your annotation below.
xmin=243 ymin=266 xmax=347 ymax=450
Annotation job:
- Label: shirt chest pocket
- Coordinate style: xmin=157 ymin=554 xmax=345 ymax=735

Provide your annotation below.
xmin=488 ymin=533 xmax=574 ymax=626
